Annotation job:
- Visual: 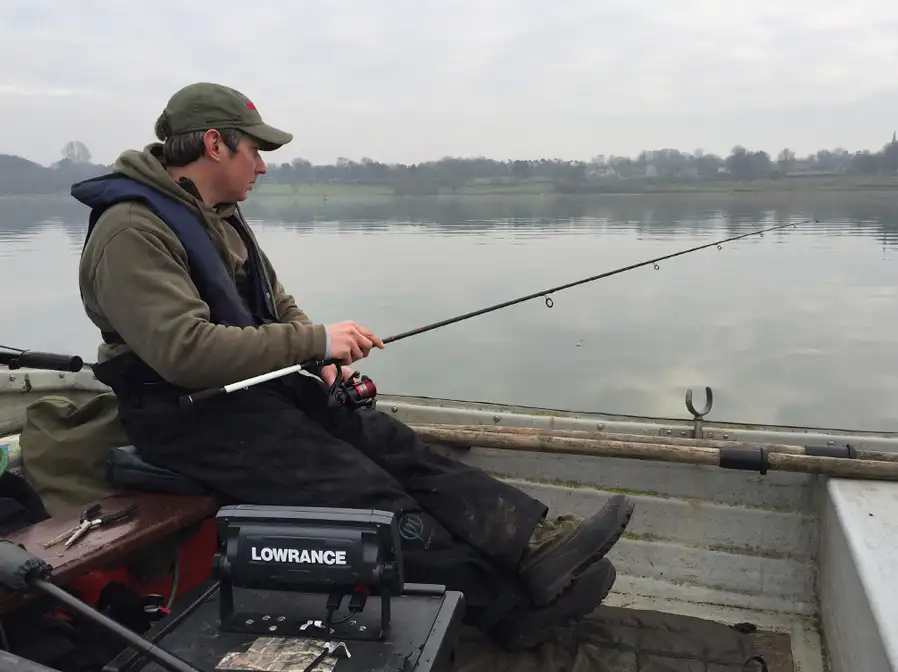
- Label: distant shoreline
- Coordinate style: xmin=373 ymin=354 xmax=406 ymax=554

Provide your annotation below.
xmin=5 ymin=174 xmax=898 ymax=200
xmin=252 ymin=174 xmax=898 ymax=198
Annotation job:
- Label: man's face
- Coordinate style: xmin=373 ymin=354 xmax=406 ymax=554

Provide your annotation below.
xmin=215 ymin=134 xmax=267 ymax=202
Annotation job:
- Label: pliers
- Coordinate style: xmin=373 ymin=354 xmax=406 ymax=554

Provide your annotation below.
xmin=43 ymin=503 xmax=139 ymax=549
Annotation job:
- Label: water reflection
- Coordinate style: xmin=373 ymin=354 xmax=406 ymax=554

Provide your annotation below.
xmin=0 ymin=192 xmax=896 ymax=431
xmin=3 ymin=191 xmax=898 ymax=245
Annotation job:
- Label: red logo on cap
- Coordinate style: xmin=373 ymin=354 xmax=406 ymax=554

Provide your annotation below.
xmin=246 ymin=101 xmax=256 ymax=109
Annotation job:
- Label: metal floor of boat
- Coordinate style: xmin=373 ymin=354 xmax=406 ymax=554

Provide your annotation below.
xmin=450 ymin=604 xmax=808 ymax=672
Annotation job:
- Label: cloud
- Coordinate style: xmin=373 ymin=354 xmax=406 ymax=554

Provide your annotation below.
xmin=1 ymin=0 xmax=897 ymax=166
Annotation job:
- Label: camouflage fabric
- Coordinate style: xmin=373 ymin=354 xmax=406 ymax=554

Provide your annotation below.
xmin=452 ymin=606 xmax=784 ymax=671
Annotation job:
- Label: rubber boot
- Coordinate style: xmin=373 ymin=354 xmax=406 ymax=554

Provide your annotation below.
xmin=493 ymin=557 xmax=617 ymax=651
xmin=517 ymin=493 xmax=634 ymax=606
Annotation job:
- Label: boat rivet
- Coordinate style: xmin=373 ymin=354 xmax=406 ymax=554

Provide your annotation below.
xmin=359 ymin=626 xmax=367 ymax=632
xmin=493 ymin=415 xmax=500 ymax=422
xmin=391 ymin=406 xmax=398 ymax=413
xmin=58 ymin=372 xmax=65 ymax=379
xmin=707 ymin=432 xmax=714 ymax=438
xmin=723 ymin=433 xmax=729 ymax=440
xmin=269 ymin=625 xmax=277 ymax=632
xmin=349 ymin=620 xmax=357 ymax=625
xmin=277 ymin=616 xmax=285 ymax=622
xmin=827 ymin=440 xmax=835 ymax=446
xmin=665 ymin=429 xmax=672 ymax=436
xmin=246 ymin=619 xmax=254 ymax=625
xmin=262 ymin=615 xmax=270 ymax=621
xmin=680 ymin=431 xmax=687 ymax=437
xmin=7 ymin=375 xmax=14 ymax=382
xmin=597 ymin=423 xmax=605 ymax=430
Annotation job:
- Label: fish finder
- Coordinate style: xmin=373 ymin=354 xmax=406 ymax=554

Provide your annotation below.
xmin=213 ymin=505 xmax=405 ymax=642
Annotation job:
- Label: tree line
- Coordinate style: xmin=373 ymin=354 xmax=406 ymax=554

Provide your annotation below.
xmin=260 ymin=138 xmax=898 ymax=194
xmin=2 ymin=137 xmax=898 ymax=196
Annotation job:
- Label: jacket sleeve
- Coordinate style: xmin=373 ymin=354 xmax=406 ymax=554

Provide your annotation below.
xmin=258 ymin=250 xmax=313 ymax=325
xmin=274 ymin=282 xmax=311 ymax=324
xmin=258 ymin=250 xmax=332 ymax=358
xmin=88 ymin=210 xmax=329 ymax=389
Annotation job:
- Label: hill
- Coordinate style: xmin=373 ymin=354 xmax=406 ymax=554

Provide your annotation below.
xmin=0 ymin=141 xmax=108 ymax=196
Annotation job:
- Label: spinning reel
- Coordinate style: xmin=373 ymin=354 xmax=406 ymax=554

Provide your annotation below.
xmin=320 ymin=360 xmax=378 ymax=411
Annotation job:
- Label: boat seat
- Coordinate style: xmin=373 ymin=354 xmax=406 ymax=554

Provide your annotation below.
xmin=106 ymin=445 xmax=209 ymax=496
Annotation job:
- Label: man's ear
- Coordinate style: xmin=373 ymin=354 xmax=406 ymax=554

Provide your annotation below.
xmin=203 ymin=129 xmax=223 ymax=162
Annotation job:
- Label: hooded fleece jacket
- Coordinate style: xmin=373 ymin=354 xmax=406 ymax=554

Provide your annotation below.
xmin=78 ymin=143 xmax=329 ymax=390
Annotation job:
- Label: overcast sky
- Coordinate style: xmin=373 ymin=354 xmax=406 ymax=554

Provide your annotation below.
xmin=2 ymin=0 xmax=898 ymax=167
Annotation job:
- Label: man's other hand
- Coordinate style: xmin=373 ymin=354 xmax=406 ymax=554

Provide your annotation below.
xmin=327 ymin=321 xmax=385 ymax=364
xmin=320 ymin=363 xmax=354 ymax=388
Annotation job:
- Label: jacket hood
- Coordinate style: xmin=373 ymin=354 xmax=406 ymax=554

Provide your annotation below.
xmin=71 ymin=143 xmax=237 ymax=218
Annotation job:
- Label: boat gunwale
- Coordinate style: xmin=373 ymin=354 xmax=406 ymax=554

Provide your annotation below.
xmin=382 ymin=393 xmax=898 ymax=438
xmin=3 ymin=366 xmax=898 ymax=449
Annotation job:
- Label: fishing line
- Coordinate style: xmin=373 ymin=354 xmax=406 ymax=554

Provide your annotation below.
xmin=381 ymin=219 xmax=804 ymax=344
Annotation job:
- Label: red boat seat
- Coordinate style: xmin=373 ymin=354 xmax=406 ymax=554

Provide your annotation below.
xmin=0 ymin=489 xmax=221 ymax=614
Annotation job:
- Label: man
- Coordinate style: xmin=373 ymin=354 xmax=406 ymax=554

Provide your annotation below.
xmin=72 ymin=82 xmax=635 ymax=650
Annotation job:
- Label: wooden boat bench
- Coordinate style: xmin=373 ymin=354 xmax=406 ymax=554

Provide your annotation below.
xmin=0 ymin=445 xmax=223 ymax=614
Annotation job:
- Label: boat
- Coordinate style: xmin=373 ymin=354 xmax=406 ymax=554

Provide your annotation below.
xmin=1 ymin=363 xmax=897 ymax=672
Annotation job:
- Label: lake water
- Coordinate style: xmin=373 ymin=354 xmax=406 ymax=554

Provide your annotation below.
xmin=1 ymin=192 xmax=896 ymax=432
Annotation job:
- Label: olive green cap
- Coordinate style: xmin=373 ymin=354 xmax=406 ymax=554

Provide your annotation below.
xmin=156 ymin=82 xmax=293 ymax=151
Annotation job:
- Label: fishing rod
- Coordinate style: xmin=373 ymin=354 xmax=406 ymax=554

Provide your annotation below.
xmin=178 ymin=219 xmax=801 ymax=409
xmin=0 ymin=344 xmax=85 ymax=372
xmin=381 ymin=219 xmax=803 ymax=344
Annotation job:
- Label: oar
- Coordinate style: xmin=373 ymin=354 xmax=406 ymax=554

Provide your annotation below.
xmin=410 ymin=425 xmax=898 ymax=481
xmin=413 ymin=423 xmax=898 ymax=463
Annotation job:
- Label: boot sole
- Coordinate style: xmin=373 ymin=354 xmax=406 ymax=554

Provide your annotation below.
xmin=524 ymin=495 xmax=634 ymax=607
xmin=499 ymin=558 xmax=617 ymax=651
